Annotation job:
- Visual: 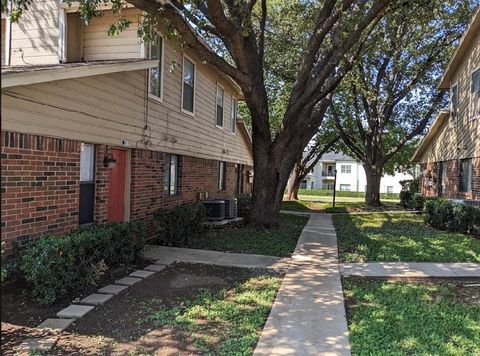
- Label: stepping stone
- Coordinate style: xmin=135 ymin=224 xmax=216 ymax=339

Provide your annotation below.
xmin=80 ymin=293 xmax=113 ymax=306
xmin=144 ymin=264 xmax=166 ymax=272
xmin=116 ymin=276 xmax=142 ymax=286
xmin=38 ymin=318 xmax=74 ymax=332
xmin=57 ymin=304 xmax=94 ymax=319
xmin=129 ymin=270 xmax=155 ymax=278
xmin=98 ymin=284 xmax=129 ymax=295
xmin=16 ymin=337 xmax=58 ymax=353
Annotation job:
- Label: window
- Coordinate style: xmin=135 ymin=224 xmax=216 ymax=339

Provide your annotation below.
xmin=471 ymin=68 xmax=480 ymax=119
xmin=148 ymin=34 xmax=163 ymax=100
xmin=451 ymin=84 xmax=458 ymax=121
xmin=231 ymin=97 xmax=238 ymax=133
xmin=182 ymin=56 xmax=195 ymax=114
xmin=460 ymin=158 xmax=472 ymax=193
xmin=340 ymin=184 xmax=351 ymax=191
xmin=164 ymin=154 xmax=179 ymax=196
xmin=79 ymin=143 xmax=95 ymax=224
xmin=218 ymin=162 xmax=227 ymax=190
xmin=341 ymin=165 xmax=351 ymax=174
xmin=387 ymin=186 xmax=394 ymax=194
xmin=216 ymin=84 xmax=224 ymax=127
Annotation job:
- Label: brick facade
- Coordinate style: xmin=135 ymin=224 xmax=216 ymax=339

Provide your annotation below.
xmin=1 ymin=132 xmax=81 ymax=256
xmin=1 ymin=131 xmax=252 ymax=257
xmin=420 ymin=157 xmax=480 ymax=201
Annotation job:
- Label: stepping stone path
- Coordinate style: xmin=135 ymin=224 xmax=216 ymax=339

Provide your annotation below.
xmin=80 ymin=293 xmax=114 ymax=306
xmin=129 ymin=270 xmax=155 ymax=278
xmin=115 ymin=276 xmax=143 ymax=286
xmin=16 ymin=261 xmax=170 ymax=354
xmin=57 ymin=305 xmax=95 ymax=319
xmin=38 ymin=318 xmax=75 ymax=332
xmin=98 ymin=284 xmax=129 ymax=295
xmin=144 ymin=264 xmax=166 ymax=272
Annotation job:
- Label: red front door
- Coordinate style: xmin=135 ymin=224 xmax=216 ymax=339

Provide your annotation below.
xmin=108 ymin=149 xmax=126 ymax=223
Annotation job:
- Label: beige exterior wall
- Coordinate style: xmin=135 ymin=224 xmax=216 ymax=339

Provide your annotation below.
xmin=1 ymin=43 xmax=252 ymax=165
xmin=82 ymin=8 xmax=143 ymax=61
xmin=9 ymin=0 xmax=60 ymax=66
xmin=419 ymin=30 xmax=480 ymax=164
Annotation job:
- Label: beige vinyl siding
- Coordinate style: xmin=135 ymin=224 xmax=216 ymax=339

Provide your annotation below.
xmin=419 ymin=30 xmax=480 ymax=164
xmin=82 ymin=8 xmax=143 ymax=61
xmin=9 ymin=0 xmax=59 ymax=66
xmin=1 ymin=40 xmax=252 ymax=165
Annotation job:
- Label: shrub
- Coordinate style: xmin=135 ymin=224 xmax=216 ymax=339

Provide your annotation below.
xmin=424 ymin=197 xmax=480 ymax=237
xmin=237 ymin=193 xmax=252 ymax=218
xmin=20 ymin=222 xmax=145 ymax=305
xmin=154 ymin=203 xmax=206 ymax=247
xmin=399 ymin=178 xmax=423 ymax=210
xmin=1 ymin=241 xmax=7 ymax=283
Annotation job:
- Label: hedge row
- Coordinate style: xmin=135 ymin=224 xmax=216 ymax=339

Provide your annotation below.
xmin=297 ymin=189 xmax=400 ymax=200
xmin=424 ymin=198 xmax=480 ymax=237
xmin=21 ymin=222 xmax=145 ymax=305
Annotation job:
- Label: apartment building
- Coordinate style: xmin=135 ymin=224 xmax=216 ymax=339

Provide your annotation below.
xmin=1 ymin=2 xmax=254 ymax=256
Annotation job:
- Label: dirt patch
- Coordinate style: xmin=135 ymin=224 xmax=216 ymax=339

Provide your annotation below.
xmin=1 ymin=260 xmax=148 ymax=328
xmin=2 ymin=263 xmax=279 ymax=355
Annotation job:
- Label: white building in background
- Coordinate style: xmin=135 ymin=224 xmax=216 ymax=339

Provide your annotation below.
xmin=301 ymin=152 xmax=415 ymax=194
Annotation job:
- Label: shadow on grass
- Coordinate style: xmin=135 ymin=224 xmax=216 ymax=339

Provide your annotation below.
xmin=334 ymin=213 xmax=480 ymax=263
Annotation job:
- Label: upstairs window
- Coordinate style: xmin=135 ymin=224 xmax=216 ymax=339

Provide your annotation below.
xmin=218 ymin=162 xmax=227 ymax=190
xmin=182 ymin=56 xmax=195 ymax=114
xmin=148 ymin=34 xmax=163 ymax=100
xmin=164 ymin=154 xmax=179 ymax=196
xmin=341 ymin=165 xmax=351 ymax=174
xmin=471 ymin=69 xmax=480 ymax=119
xmin=216 ymin=84 xmax=224 ymax=127
xmin=451 ymin=84 xmax=458 ymax=121
xmin=231 ymin=97 xmax=238 ymax=133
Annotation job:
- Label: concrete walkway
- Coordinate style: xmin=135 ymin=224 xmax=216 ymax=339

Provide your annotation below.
xmin=280 ymin=209 xmax=419 ymax=216
xmin=254 ymin=214 xmax=351 ymax=356
xmin=340 ymin=262 xmax=480 ymax=278
xmin=141 ymin=245 xmax=290 ymax=270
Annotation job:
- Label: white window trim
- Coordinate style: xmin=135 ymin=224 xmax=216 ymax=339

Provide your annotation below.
xmin=2 ymin=14 xmax=11 ymax=66
xmin=450 ymin=81 xmax=459 ymax=125
xmin=215 ymin=83 xmax=225 ymax=129
xmin=471 ymin=66 xmax=480 ymax=120
xmin=147 ymin=34 xmax=165 ymax=103
xmin=181 ymin=53 xmax=196 ymax=117
xmin=230 ymin=96 xmax=237 ymax=135
xmin=58 ymin=8 xmax=66 ymax=63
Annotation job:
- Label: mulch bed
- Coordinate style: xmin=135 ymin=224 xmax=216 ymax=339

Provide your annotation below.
xmin=1 ymin=263 xmax=275 ymax=355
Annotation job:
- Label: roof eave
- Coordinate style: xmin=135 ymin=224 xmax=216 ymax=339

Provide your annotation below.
xmin=412 ymin=110 xmax=450 ymax=162
xmin=1 ymin=60 xmax=158 ymax=88
xmin=438 ymin=8 xmax=480 ymax=90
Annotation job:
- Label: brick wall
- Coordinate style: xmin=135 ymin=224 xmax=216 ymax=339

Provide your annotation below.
xmin=1 ymin=131 xmax=252 ymax=257
xmin=129 ymin=151 xmax=244 ymax=236
xmin=1 ymin=132 xmax=81 ymax=257
xmin=421 ymin=156 xmax=480 ymax=200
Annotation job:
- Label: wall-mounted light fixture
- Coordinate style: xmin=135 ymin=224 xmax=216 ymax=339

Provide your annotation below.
xmin=103 ymin=145 xmax=117 ymax=168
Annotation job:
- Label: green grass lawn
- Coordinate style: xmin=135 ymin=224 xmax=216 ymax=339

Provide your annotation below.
xmin=343 ymin=278 xmax=480 ymax=356
xmin=334 ymin=213 xmax=480 ymax=262
xmin=139 ymin=275 xmax=282 ymax=355
xmin=281 ymin=195 xmax=400 ymax=213
xmin=190 ymin=214 xmax=309 ymax=257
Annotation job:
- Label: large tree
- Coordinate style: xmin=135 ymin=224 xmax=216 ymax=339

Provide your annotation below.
xmin=5 ymin=0 xmax=402 ymax=225
xmin=330 ymin=0 xmax=476 ymax=206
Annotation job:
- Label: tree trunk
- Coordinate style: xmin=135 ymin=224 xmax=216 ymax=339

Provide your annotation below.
xmin=285 ymin=161 xmax=302 ymax=201
xmin=249 ymin=159 xmax=291 ymax=227
xmin=364 ymin=163 xmax=383 ymax=206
